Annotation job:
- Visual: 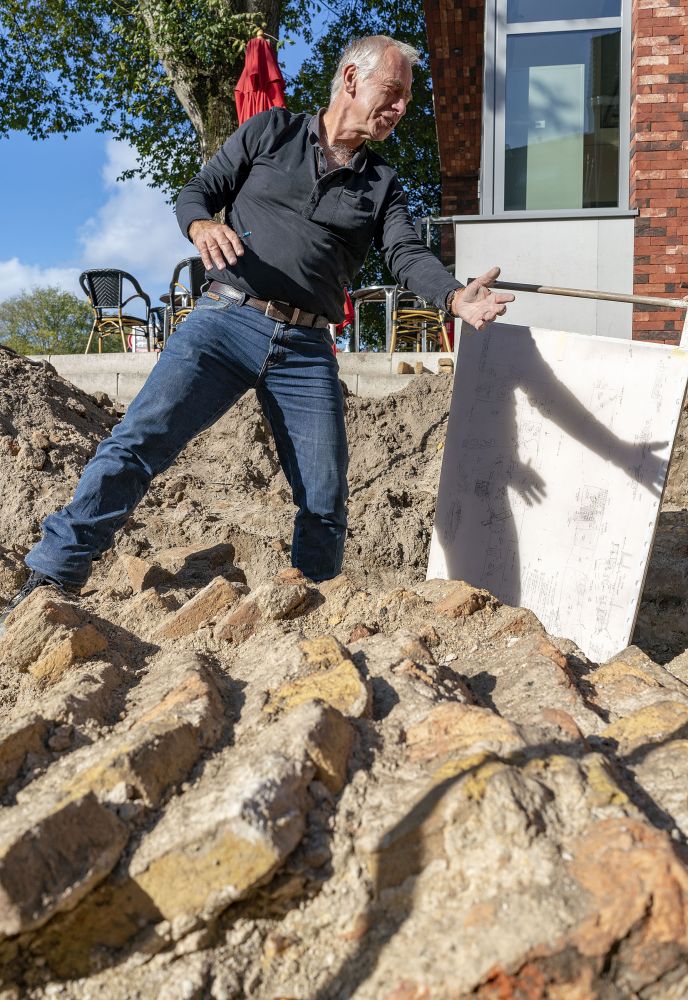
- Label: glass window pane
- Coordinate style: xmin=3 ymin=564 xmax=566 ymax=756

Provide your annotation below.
xmin=504 ymin=30 xmax=620 ymax=211
xmin=508 ymin=1 xmax=620 ymax=23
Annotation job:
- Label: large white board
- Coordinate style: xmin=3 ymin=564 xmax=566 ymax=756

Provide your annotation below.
xmin=427 ymin=323 xmax=688 ymax=662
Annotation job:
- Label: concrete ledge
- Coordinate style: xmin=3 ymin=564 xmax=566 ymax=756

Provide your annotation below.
xmin=31 ymin=353 xmax=158 ymax=406
xmin=337 ymin=354 xmax=394 ymax=375
xmin=41 ymin=353 xmax=158 ymax=375
xmin=356 ymin=373 xmax=418 ymax=397
xmin=337 ymin=352 xmax=453 ymax=377
xmin=29 ymin=352 xmax=452 ymax=402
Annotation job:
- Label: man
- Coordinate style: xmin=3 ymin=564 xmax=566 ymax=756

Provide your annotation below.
xmin=0 ymin=35 xmax=513 ymax=627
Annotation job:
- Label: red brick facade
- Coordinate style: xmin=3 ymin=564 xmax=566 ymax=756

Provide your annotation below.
xmin=424 ymin=0 xmax=688 ymax=342
xmin=631 ymin=0 xmax=688 ymax=342
xmin=424 ymin=0 xmax=484 ymax=219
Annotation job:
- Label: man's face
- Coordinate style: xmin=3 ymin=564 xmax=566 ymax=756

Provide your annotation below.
xmin=349 ymin=47 xmax=413 ymax=142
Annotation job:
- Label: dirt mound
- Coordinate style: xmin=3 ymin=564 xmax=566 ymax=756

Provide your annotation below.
xmin=1 ymin=351 xmax=688 ymax=998
xmin=0 ymin=349 xmax=116 ymax=598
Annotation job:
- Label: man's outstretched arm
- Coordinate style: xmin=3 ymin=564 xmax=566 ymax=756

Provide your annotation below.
xmin=376 ymin=179 xmax=514 ymax=330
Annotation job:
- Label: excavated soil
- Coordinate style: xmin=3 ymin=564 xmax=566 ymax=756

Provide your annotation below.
xmin=1 ymin=349 xmax=688 ymax=999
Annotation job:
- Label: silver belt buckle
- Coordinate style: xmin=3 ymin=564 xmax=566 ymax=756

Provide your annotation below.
xmin=266 ymin=300 xmax=285 ymax=321
xmin=265 ymin=301 xmax=301 ymax=325
xmin=215 ymin=282 xmax=244 ymax=305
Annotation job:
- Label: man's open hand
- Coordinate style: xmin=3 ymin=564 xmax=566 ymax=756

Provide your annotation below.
xmin=188 ymin=219 xmax=245 ymax=270
xmin=450 ymin=266 xmax=515 ymax=331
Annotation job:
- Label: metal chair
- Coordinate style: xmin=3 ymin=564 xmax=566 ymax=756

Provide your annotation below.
xmin=390 ymin=289 xmax=452 ymax=353
xmin=149 ymin=306 xmax=166 ymax=351
xmin=166 ymin=257 xmax=206 ymax=339
xmin=79 ymin=269 xmax=151 ymax=354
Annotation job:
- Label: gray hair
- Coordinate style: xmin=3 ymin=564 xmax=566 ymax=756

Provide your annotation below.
xmin=329 ymin=35 xmax=420 ymax=102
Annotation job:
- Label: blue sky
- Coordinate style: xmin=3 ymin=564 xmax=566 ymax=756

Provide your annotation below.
xmin=0 ymin=24 xmax=325 ymax=308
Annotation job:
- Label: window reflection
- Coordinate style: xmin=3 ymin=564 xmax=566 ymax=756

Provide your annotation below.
xmin=507 ymin=0 xmax=621 ymax=23
xmin=504 ymin=30 xmax=620 ymax=211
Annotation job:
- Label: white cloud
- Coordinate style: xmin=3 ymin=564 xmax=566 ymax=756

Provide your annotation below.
xmin=0 ymin=258 xmax=82 ymax=301
xmin=79 ymin=139 xmax=192 ymax=289
xmin=0 ymin=139 xmax=194 ymax=306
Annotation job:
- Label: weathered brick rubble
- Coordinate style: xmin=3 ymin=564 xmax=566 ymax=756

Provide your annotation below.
xmin=0 ymin=353 xmax=687 ymax=998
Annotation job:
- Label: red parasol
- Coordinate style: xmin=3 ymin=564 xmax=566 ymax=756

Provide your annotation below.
xmin=234 ymin=32 xmax=286 ymax=126
xmin=335 ymin=288 xmax=355 ymax=343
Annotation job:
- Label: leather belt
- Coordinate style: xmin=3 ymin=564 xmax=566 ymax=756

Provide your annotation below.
xmin=207 ymin=281 xmax=329 ymax=329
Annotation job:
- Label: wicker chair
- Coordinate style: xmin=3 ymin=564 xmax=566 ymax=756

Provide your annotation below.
xmin=166 ymin=257 xmax=206 ymax=339
xmin=390 ymin=288 xmax=452 ymax=353
xmin=149 ymin=306 xmax=166 ymax=351
xmin=79 ymin=269 xmax=151 ymax=354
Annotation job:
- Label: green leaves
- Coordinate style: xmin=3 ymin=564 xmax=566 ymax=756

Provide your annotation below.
xmin=0 ymin=287 xmax=97 ymax=355
xmin=0 ymin=0 xmax=279 ymax=194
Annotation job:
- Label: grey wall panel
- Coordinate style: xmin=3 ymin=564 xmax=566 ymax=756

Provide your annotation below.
xmin=454 ymin=216 xmax=635 ymax=338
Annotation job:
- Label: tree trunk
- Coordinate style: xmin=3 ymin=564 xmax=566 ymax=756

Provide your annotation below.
xmin=199 ymin=0 xmax=282 ymax=161
xmin=139 ymin=0 xmax=283 ymax=165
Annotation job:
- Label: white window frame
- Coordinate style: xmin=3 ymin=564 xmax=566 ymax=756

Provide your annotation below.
xmin=480 ymin=0 xmax=632 ymax=216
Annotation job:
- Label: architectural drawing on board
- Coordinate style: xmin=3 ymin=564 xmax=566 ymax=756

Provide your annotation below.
xmin=427 ymin=323 xmax=688 ymax=662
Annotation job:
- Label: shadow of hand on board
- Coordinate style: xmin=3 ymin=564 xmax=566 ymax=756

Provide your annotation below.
xmin=433 ymin=324 xmax=668 ymax=606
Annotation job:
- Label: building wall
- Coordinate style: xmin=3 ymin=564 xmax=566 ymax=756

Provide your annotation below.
xmin=425 ymin=0 xmax=688 ymax=343
xmin=630 ymin=0 xmax=688 ymax=343
xmin=424 ymin=0 xmax=484 ymax=219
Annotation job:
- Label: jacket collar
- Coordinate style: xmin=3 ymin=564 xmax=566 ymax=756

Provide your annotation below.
xmin=307 ymin=109 xmax=368 ymax=173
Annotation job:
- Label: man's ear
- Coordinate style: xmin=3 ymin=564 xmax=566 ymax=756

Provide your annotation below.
xmin=342 ymin=62 xmax=357 ymax=95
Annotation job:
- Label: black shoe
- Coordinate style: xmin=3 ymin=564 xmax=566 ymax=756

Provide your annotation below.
xmin=0 ymin=571 xmax=75 ymax=635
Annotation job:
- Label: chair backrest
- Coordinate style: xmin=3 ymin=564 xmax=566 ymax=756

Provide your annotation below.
xmin=79 ymin=268 xmax=150 ymax=314
xmin=393 ymin=285 xmax=428 ymax=311
xmin=170 ymin=257 xmax=206 ymax=300
xmin=187 ymin=257 xmax=206 ymax=297
xmin=79 ymin=270 xmax=124 ymax=311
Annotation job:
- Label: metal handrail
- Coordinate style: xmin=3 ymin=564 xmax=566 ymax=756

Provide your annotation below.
xmin=484 ymin=279 xmax=688 ymax=311
xmin=472 ymin=278 xmax=688 ymax=347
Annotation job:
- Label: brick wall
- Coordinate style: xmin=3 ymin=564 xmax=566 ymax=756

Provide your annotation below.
xmin=631 ymin=0 xmax=688 ymax=343
xmin=424 ymin=0 xmax=485 ymax=226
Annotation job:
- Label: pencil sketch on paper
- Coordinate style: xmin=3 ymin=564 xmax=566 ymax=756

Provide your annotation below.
xmin=427 ymin=323 xmax=688 ymax=662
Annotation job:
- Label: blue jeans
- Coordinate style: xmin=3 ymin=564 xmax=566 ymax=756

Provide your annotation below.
xmin=26 ymin=294 xmax=348 ymax=585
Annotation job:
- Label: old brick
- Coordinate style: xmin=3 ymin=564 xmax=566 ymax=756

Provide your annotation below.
xmin=599 ymin=700 xmax=688 ymax=755
xmin=35 ymin=701 xmax=354 ymax=974
xmin=434 ymin=580 xmax=497 ymax=619
xmin=0 ymin=590 xmax=82 ymax=671
xmin=406 ymin=703 xmax=525 ymax=762
xmin=28 ymin=624 xmax=108 ymax=685
xmin=0 ymin=715 xmax=49 ymax=792
xmin=154 ymin=543 xmax=240 ymax=585
xmin=0 ymin=655 xmax=224 ymax=941
xmin=568 ymin=819 xmax=688 ymax=959
xmin=154 ymin=576 xmax=242 ymax=640
xmin=118 ymin=554 xmax=173 ymax=593
xmin=591 ymin=647 xmax=688 ymax=718
xmin=265 ymin=654 xmax=371 ymax=720
xmin=217 ymin=579 xmax=311 ymax=643
xmin=0 ymin=792 xmax=127 ymax=937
